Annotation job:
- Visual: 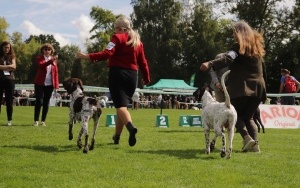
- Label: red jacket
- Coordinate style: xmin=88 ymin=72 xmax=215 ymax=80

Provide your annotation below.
xmin=34 ymin=55 xmax=59 ymax=89
xmin=88 ymin=33 xmax=150 ymax=84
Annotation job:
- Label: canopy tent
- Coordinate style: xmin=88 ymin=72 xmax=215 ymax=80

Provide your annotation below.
xmin=143 ymin=79 xmax=197 ymax=93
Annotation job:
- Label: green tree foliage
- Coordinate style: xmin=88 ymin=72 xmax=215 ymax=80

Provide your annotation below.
xmin=11 ymin=32 xmax=40 ymax=83
xmin=215 ymin=0 xmax=299 ymax=93
xmin=131 ymin=0 xmax=183 ymax=85
xmin=59 ymin=45 xmax=81 ymax=82
xmin=0 ymin=17 xmax=10 ymax=42
xmin=79 ymin=6 xmax=116 ymax=87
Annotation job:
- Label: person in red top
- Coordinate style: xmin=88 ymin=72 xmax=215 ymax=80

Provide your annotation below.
xmin=33 ymin=43 xmax=59 ymax=127
xmin=76 ymin=15 xmax=150 ymax=147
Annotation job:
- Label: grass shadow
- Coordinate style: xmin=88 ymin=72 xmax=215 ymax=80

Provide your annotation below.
xmin=2 ymin=144 xmax=78 ymax=153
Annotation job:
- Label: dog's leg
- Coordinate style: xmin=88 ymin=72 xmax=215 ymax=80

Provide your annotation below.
xmin=215 ymin=124 xmax=226 ymax=158
xmin=210 ymin=135 xmax=217 ymax=152
xmin=257 ymin=116 xmax=265 ymax=133
xmin=77 ymin=128 xmax=83 ymax=149
xmin=226 ymin=126 xmax=234 ymax=159
xmin=68 ymin=111 xmax=74 ymax=140
xmin=204 ymin=125 xmax=211 ymax=154
xmin=220 ymin=132 xmax=226 ymax=158
xmin=89 ymin=115 xmax=100 ymax=151
xmin=254 ymin=118 xmax=261 ymax=133
xmin=81 ymin=115 xmax=90 ymax=153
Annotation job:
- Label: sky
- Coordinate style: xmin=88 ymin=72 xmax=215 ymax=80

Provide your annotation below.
xmin=0 ymin=0 xmax=133 ymax=49
xmin=0 ymin=0 xmax=296 ymax=50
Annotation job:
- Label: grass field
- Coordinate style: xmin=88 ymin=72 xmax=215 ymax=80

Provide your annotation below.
xmin=0 ymin=106 xmax=300 ymax=188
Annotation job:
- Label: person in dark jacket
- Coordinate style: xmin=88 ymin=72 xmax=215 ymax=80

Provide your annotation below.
xmin=0 ymin=41 xmax=16 ymax=126
xmin=76 ymin=15 xmax=150 ymax=147
xmin=33 ymin=43 xmax=59 ymax=127
xmin=200 ymin=20 xmax=266 ymax=153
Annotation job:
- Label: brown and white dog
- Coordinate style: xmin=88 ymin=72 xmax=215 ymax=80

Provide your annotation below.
xmin=62 ymin=78 xmax=102 ymax=154
xmin=193 ymin=70 xmax=237 ymax=159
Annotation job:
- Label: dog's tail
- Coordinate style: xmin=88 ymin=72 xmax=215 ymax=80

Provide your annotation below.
xmin=221 ymin=70 xmax=231 ymax=108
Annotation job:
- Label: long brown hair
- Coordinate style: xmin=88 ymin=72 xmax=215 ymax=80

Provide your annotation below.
xmin=0 ymin=41 xmax=16 ymax=62
xmin=233 ymin=21 xmax=265 ymax=61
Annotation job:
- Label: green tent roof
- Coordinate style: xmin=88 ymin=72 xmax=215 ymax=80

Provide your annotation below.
xmin=144 ymin=79 xmax=197 ymax=92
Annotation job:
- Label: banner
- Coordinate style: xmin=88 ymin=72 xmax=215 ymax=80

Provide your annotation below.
xmin=259 ymin=104 xmax=300 ymax=129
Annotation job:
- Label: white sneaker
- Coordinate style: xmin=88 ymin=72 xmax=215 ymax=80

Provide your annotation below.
xmin=33 ymin=121 xmax=39 ymax=126
xmin=7 ymin=121 xmax=12 ymax=126
xmin=41 ymin=122 xmax=46 ymax=127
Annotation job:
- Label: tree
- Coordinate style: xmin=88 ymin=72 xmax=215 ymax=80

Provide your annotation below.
xmin=0 ymin=17 xmax=10 ymax=41
xmin=11 ymin=32 xmax=40 ymax=83
xmin=59 ymin=45 xmax=81 ymax=82
xmin=131 ymin=0 xmax=183 ymax=85
xmin=214 ymin=0 xmax=298 ymax=93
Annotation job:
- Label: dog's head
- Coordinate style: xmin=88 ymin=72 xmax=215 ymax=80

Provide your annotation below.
xmin=63 ymin=78 xmax=84 ymax=94
xmin=193 ymin=84 xmax=213 ymax=102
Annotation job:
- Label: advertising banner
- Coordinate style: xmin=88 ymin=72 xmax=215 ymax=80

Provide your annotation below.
xmin=259 ymin=104 xmax=300 ymax=129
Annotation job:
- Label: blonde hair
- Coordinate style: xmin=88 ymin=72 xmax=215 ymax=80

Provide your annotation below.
xmin=114 ymin=15 xmax=141 ymax=48
xmin=40 ymin=43 xmax=54 ymax=55
xmin=233 ymin=21 xmax=265 ymax=61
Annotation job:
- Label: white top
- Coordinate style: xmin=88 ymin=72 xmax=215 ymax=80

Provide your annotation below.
xmin=44 ymin=55 xmax=52 ymax=86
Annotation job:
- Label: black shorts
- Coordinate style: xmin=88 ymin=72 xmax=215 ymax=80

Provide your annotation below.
xmin=108 ymin=67 xmax=137 ymax=108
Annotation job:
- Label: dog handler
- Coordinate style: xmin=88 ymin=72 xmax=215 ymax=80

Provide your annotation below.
xmin=200 ymin=20 xmax=266 ymax=152
xmin=76 ymin=15 xmax=150 ymax=147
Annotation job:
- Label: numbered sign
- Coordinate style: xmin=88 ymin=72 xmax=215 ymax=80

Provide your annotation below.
xmin=106 ymin=114 xmax=117 ymax=127
xmin=190 ymin=115 xmax=202 ymax=127
xmin=179 ymin=115 xmax=191 ymax=127
xmin=156 ymin=114 xmax=169 ymax=127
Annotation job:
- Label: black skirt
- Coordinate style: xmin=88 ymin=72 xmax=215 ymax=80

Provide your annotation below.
xmin=108 ymin=67 xmax=137 ymax=108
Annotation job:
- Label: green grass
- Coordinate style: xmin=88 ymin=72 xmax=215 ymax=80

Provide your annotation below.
xmin=1 ymin=106 xmax=300 ymax=188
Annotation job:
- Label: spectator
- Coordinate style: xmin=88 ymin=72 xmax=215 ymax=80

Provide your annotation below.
xmin=132 ymin=91 xmax=140 ymax=110
xmin=33 ymin=43 xmax=59 ymax=126
xmin=279 ymin=68 xmax=300 ymax=105
xmin=0 ymin=41 xmax=17 ymax=126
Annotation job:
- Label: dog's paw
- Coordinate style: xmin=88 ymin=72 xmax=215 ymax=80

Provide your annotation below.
xmin=69 ymin=133 xmax=73 ymax=140
xmin=220 ymin=150 xmax=226 ymax=158
xmin=77 ymin=139 xmax=83 ymax=149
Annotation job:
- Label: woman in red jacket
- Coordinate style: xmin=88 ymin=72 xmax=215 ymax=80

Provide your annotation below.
xmin=33 ymin=43 xmax=59 ymax=126
xmin=76 ymin=15 xmax=150 ymax=147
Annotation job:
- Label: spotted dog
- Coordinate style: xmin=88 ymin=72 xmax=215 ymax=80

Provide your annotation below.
xmin=63 ymin=78 xmax=102 ymax=154
xmin=193 ymin=70 xmax=237 ymax=159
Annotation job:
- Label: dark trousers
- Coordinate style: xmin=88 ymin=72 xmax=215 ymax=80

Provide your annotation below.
xmin=231 ymin=96 xmax=261 ymax=141
xmin=34 ymin=85 xmax=53 ymax=122
xmin=0 ymin=79 xmax=15 ymax=121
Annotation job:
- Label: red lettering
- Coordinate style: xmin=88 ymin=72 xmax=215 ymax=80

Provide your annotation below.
xmin=261 ymin=110 xmax=273 ymax=124
xmin=281 ymin=106 xmax=286 ymax=116
xmin=286 ymin=108 xmax=298 ymax=118
xmin=270 ymin=106 xmax=281 ymax=118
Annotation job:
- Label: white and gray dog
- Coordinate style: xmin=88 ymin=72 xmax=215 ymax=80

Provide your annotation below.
xmin=193 ymin=70 xmax=237 ymax=159
xmin=63 ymin=78 xmax=102 ymax=154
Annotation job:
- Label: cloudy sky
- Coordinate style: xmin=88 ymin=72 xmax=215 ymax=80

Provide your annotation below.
xmin=1 ymin=0 xmax=295 ymax=50
xmin=1 ymin=0 xmax=132 ymax=49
